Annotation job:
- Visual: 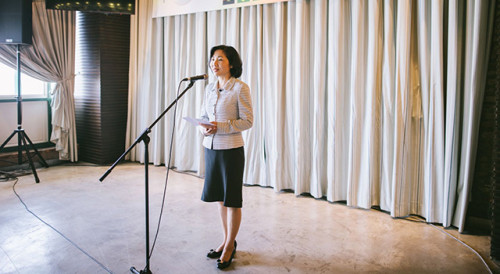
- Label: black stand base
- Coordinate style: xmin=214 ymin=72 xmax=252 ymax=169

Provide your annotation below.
xmin=130 ymin=266 xmax=152 ymax=274
xmin=0 ymin=128 xmax=49 ymax=183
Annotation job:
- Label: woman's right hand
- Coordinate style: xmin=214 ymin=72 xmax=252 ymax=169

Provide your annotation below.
xmin=201 ymin=122 xmax=217 ymax=135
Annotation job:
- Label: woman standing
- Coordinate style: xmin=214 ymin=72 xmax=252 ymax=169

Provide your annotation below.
xmin=199 ymin=45 xmax=253 ymax=269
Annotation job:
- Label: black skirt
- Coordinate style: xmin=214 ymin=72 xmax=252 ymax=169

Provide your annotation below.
xmin=201 ymin=147 xmax=245 ymax=208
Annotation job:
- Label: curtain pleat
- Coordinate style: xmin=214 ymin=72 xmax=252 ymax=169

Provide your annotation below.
xmin=379 ymin=0 xmax=396 ymax=212
xmin=127 ymin=0 xmax=154 ymax=162
xmin=443 ymin=0 xmax=464 ymax=228
xmin=453 ymin=0 xmax=496 ymax=231
xmin=240 ymin=6 xmax=266 ymax=187
xmin=327 ymin=0 xmax=350 ymax=202
xmin=261 ymin=3 xmax=289 ymax=190
xmin=128 ymin=0 xmax=495 ymax=231
xmin=415 ymin=0 xmax=446 ymax=223
xmin=287 ymin=0 xmax=313 ymax=195
xmin=391 ymin=0 xmax=412 ymax=217
xmin=345 ymin=0 xmax=383 ymax=209
xmin=309 ymin=0 xmax=328 ymax=198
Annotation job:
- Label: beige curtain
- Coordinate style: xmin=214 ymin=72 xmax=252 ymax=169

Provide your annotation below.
xmin=451 ymin=0 xmax=496 ymax=230
xmin=0 ymin=0 xmax=77 ymax=161
xmin=127 ymin=0 xmax=495 ymax=232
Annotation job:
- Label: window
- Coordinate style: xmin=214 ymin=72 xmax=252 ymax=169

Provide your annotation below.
xmin=0 ymin=62 xmax=53 ymax=149
xmin=0 ymin=62 xmax=49 ymax=99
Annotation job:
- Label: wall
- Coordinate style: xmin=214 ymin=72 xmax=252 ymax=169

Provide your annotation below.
xmin=0 ymin=100 xmax=49 ymax=147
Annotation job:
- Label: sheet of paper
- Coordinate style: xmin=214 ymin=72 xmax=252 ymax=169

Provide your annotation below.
xmin=183 ymin=117 xmax=213 ymax=126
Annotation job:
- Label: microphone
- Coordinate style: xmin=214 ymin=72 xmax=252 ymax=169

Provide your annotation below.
xmin=183 ymin=74 xmax=208 ymax=82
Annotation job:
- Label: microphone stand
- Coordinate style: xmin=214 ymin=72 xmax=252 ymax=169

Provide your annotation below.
xmin=99 ymin=80 xmax=196 ymax=274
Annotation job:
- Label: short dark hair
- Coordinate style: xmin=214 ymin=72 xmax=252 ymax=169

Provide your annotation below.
xmin=210 ymin=45 xmax=243 ymax=78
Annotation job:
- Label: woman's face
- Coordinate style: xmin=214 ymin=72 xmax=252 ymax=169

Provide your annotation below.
xmin=210 ymin=49 xmax=232 ymax=79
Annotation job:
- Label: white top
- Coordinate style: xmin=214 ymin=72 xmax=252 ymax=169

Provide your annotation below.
xmin=200 ymin=77 xmax=253 ymax=150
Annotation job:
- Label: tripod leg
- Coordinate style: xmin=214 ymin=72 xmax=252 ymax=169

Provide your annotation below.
xmin=22 ymin=130 xmax=49 ymax=168
xmin=20 ymin=132 xmax=40 ymax=183
xmin=0 ymin=130 xmax=18 ymax=151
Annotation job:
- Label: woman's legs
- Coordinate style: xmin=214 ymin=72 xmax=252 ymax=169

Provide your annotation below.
xmin=219 ymin=206 xmax=241 ymax=262
xmin=216 ymin=202 xmax=228 ymax=252
xmin=210 ymin=147 xmax=245 ymax=262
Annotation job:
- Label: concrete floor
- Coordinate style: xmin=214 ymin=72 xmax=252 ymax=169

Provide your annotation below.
xmin=0 ymin=162 xmax=497 ymax=274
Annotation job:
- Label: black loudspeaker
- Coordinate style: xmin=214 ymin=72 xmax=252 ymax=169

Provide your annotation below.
xmin=0 ymin=0 xmax=33 ymax=45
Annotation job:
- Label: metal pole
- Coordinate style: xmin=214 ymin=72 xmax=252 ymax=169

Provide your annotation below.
xmin=16 ymin=44 xmax=22 ymax=164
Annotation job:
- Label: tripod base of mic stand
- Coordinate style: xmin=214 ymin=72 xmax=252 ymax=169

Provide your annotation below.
xmin=130 ymin=266 xmax=152 ymax=274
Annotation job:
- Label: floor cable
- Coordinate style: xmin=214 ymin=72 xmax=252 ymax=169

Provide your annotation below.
xmin=399 ymin=215 xmax=493 ymax=274
xmin=429 ymin=223 xmax=493 ymax=274
xmin=3 ymin=169 xmax=493 ymax=274
xmin=1 ymin=170 xmax=113 ymax=274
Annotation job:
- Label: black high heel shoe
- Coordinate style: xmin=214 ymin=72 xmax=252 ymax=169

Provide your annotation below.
xmin=216 ymin=241 xmax=237 ymax=270
xmin=207 ymin=241 xmax=236 ymax=259
xmin=207 ymin=249 xmax=222 ymax=258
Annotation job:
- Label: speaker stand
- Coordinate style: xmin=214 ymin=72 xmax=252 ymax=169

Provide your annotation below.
xmin=0 ymin=44 xmax=49 ymax=183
